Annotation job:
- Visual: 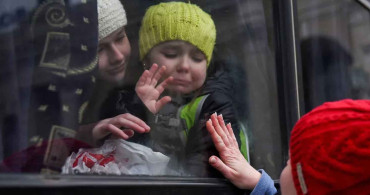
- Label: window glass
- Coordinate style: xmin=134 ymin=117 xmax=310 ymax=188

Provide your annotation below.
xmin=297 ymin=0 xmax=370 ymax=113
xmin=0 ymin=0 xmax=98 ymax=173
xmin=0 ymin=0 xmax=284 ymax=182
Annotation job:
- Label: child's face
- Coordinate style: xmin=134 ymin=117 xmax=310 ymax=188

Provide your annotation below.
xmin=98 ymin=27 xmax=131 ymax=83
xmin=279 ymin=159 xmax=297 ymax=195
xmin=146 ymin=40 xmax=207 ymax=95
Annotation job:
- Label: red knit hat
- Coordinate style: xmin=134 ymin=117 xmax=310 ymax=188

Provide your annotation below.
xmin=290 ymin=99 xmax=370 ymax=195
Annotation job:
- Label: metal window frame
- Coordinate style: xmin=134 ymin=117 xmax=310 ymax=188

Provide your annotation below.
xmin=272 ymin=0 xmax=304 ymax=168
xmin=0 ymin=174 xmax=249 ymax=194
xmin=356 ymin=0 xmax=370 ymax=10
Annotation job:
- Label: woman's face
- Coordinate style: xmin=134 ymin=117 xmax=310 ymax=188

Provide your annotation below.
xmin=146 ymin=40 xmax=207 ymax=95
xmin=280 ymin=159 xmax=297 ymax=195
xmin=98 ymin=27 xmax=131 ymax=84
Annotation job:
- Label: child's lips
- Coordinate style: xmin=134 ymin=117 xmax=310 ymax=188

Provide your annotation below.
xmin=172 ymin=79 xmax=189 ymax=85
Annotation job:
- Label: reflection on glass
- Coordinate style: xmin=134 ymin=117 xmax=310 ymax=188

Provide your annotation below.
xmin=0 ymin=0 xmax=98 ymax=173
xmin=301 ymin=35 xmax=353 ymax=111
xmin=297 ymin=0 xmax=370 ymax=112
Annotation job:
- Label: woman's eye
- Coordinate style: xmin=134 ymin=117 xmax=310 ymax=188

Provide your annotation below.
xmin=98 ymin=47 xmax=104 ymax=53
xmin=115 ymin=36 xmax=125 ymax=43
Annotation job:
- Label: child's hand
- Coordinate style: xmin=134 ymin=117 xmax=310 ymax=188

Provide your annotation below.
xmin=135 ymin=63 xmax=173 ymax=114
xmin=206 ymin=113 xmax=261 ymax=190
xmin=92 ymin=113 xmax=150 ymax=141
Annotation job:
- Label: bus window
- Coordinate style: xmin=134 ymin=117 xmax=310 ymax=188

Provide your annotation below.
xmin=0 ymin=0 xmax=288 ymax=194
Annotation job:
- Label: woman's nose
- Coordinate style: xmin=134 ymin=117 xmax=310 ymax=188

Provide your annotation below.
xmin=108 ymin=44 xmax=124 ymax=65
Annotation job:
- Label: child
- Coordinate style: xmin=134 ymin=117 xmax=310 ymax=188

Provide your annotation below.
xmin=206 ymin=99 xmax=370 ymax=194
xmin=135 ymin=2 xmax=248 ymax=177
xmin=76 ymin=0 xmax=150 ymax=147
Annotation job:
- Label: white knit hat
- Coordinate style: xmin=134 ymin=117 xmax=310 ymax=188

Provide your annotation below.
xmin=98 ymin=0 xmax=127 ymax=41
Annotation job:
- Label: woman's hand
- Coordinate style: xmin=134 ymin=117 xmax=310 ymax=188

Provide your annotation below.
xmin=206 ymin=113 xmax=261 ymax=190
xmin=135 ymin=63 xmax=173 ymax=114
xmin=92 ymin=113 xmax=150 ymax=141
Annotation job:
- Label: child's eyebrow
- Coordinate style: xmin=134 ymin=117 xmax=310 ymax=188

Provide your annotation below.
xmin=190 ymin=47 xmax=205 ymax=55
xmin=161 ymin=45 xmax=180 ymax=50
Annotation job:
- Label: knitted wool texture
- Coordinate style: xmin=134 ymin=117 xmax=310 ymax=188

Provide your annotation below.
xmin=139 ymin=2 xmax=216 ymax=66
xmin=290 ymin=99 xmax=370 ymax=195
xmin=98 ymin=0 xmax=127 ymax=41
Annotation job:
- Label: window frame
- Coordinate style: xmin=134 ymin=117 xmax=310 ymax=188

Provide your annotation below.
xmin=272 ymin=0 xmax=303 ymax=167
xmin=0 ymin=0 xmax=302 ymax=193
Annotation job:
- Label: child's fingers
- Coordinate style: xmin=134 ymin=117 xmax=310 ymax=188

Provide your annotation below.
xmin=156 ymin=76 xmax=173 ymax=94
xmin=145 ymin=63 xmax=158 ymax=85
xmin=137 ymin=70 xmax=150 ymax=87
xmin=151 ymin=66 xmax=166 ymax=86
xmin=148 ymin=63 xmax=158 ymax=75
xmin=155 ymin=96 xmax=171 ymax=112
xmin=148 ymin=63 xmax=158 ymax=74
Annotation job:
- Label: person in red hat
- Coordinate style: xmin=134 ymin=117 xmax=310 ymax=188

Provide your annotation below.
xmin=206 ymin=99 xmax=370 ymax=195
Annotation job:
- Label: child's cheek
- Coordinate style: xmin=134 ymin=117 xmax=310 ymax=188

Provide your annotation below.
xmin=163 ymin=66 xmax=174 ymax=78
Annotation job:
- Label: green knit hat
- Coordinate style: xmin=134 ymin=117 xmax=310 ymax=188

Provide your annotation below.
xmin=139 ymin=2 xmax=216 ymax=66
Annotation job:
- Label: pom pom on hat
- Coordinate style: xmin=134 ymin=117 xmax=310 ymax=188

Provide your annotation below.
xmin=290 ymin=99 xmax=370 ymax=195
xmin=98 ymin=0 xmax=127 ymax=41
xmin=139 ymin=2 xmax=216 ymax=66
